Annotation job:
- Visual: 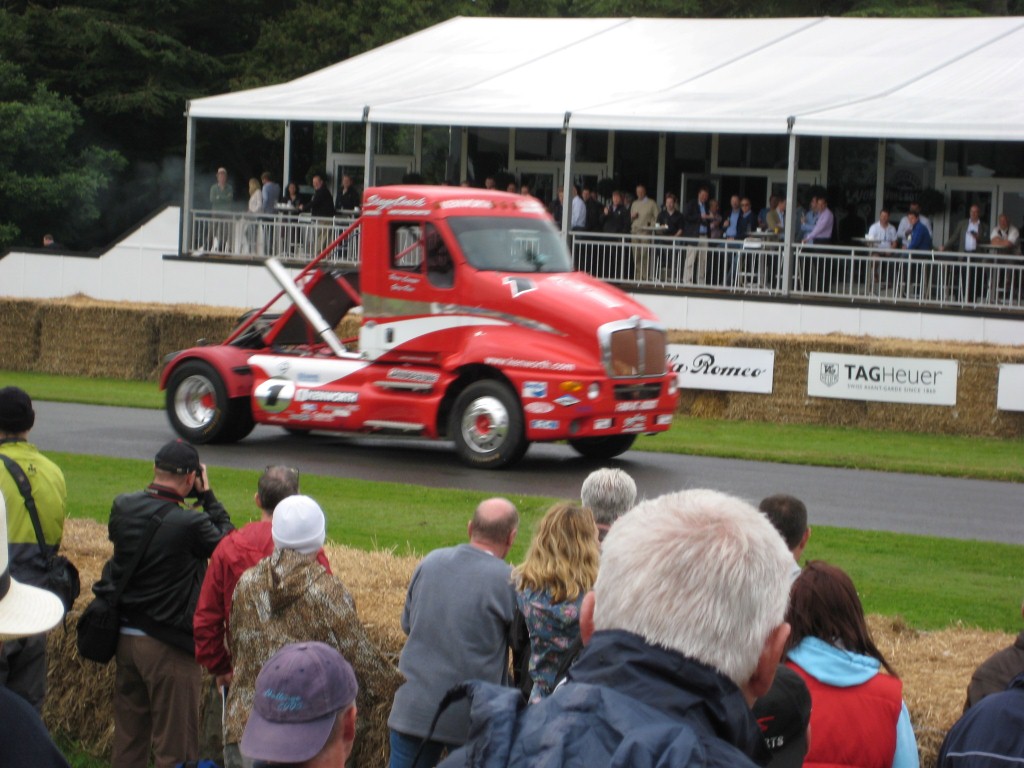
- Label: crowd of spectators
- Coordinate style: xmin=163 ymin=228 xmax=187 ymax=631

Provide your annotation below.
xmin=2 ymin=388 xmax=1023 ymax=767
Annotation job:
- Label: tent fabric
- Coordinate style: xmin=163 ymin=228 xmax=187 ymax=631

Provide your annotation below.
xmin=187 ymin=16 xmax=1024 ymax=141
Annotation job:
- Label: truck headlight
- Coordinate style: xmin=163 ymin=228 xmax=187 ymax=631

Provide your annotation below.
xmin=587 ymin=382 xmax=601 ymax=400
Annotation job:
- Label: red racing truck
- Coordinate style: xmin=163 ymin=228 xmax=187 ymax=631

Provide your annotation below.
xmin=161 ymin=186 xmax=678 ymax=468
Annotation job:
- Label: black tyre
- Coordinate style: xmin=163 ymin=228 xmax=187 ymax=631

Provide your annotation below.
xmin=568 ymin=434 xmax=637 ymax=460
xmin=166 ymin=361 xmax=253 ymax=444
xmin=449 ymin=380 xmax=528 ymax=469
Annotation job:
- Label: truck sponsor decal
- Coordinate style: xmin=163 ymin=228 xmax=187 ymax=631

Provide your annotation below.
xmin=364 ymin=194 xmax=427 ymax=211
xmin=593 ymin=418 xmax=613 ymax=430
xmin=614 ymin=400 xmax=658 ymax=412
xmin=656 ymin=414 xmax=673 ymax=426
xmin=522 ymin=382 xmax=548 ymax=398
xmin=529 ymin=419 xmax=559 ymax=430
xmin=554 ymin=395 xmax=580 ymax=407
xmin=387 ymin=368 xmax=440 ymax=384
xmin=621 ymin=414 xmax=648 ymax=433
xmin=295 ymin=389 xmax=359 ymax=404
xmin=502 ymin=276 xmax=537 ymax=298
xmin=524 ymin=402 xmax=555 ymax=414
xmin=487 ymin=357 xmax=575 ymax=372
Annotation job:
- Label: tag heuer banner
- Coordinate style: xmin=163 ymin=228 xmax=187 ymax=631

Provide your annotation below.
xmin=807 ymin=352 xmax=958 ymax=406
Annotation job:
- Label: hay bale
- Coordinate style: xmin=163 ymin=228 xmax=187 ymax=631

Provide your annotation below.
xmin=0 ymin=298 xmax=43 ymax=370
xmin=36 ymin=299 xmax=162 ymax=380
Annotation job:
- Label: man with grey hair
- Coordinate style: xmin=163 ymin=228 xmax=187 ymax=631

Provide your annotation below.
xmin=389 ymin=498 xmax=519 ymax=768
xmin=439 ymin=489 xmax=792 ymax=767
xmin=580 ymin=468 xmax=637 ymax=542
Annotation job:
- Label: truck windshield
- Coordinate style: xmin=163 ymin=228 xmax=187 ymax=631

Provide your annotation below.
xmin=446 ymin=216 xmax=572 ymax=273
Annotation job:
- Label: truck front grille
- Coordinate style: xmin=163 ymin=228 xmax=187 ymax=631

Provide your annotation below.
xmin=603 ymin=322 xmax=667 ymax=378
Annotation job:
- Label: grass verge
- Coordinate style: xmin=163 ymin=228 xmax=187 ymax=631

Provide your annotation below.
xmin=637 ymin=418 xmax=1024 ymax=482
xmin=58 ymin=452 xmax=1024 ymax=633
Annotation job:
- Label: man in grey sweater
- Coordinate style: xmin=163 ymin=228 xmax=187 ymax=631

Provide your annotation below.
xmin=388 ymin=498 xmax=519 ymax=768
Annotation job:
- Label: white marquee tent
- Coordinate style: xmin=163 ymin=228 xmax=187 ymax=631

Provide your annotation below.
xmin=189 ymin=15 xmax=1024 ymax=141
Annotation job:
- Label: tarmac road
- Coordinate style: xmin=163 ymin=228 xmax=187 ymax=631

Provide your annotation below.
xmin=31 ymin=401 xmax=1024 ymax=545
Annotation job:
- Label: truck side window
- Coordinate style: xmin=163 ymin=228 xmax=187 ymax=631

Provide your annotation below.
xmin=391 ymin=224 xmax=424 ymax=273
xmin=425 ymin=223 xmax=454 ymax=289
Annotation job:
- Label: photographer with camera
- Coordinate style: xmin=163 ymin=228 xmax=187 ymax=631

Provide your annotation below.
xmin=93 ymin=439 xmax=234 ymax=768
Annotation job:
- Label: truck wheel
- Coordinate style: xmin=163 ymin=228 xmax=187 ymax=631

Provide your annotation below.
xmin=568 ymin=435 xmax=637 ymax=460
xmin=166 ymin=361 xmax=253 ymax=444
xmin=450 ymin=380 xmax=527 ymax=469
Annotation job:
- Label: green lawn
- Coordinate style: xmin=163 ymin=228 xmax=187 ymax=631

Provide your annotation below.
xmin=58 ymin=452 xmax=1024 ymax=633
xmin=5 ymin=370 xmax=1022 ymax=482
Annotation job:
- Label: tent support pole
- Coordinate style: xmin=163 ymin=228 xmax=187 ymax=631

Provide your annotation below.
xmin=283 ymin=121 xmax=292 ymax=189
xmin=561 ymin=119 xmax=575 ymax=238
xmin=182 ymin=112 xmax=195 ymax=256
xmin=365 ymin=120 xmax=377 ymax=186
xmin=782 ymin=125 xmax=798 ymax=298
xmin=656 ymin=132 xmax=667 ymax=203
xmin=459 ymin=127 xmax=469 ymax=183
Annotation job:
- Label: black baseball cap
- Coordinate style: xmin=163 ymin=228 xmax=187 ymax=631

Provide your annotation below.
xmin=0 ymin=387 xmax=35 ymax=434
xmin=154 ymin=439 xmax=200 ymax=475
xmin=753 ymin=665 xmax=811 ymax=768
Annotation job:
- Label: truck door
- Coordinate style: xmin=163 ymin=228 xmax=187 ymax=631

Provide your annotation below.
xmin=360 ymin=220 xmax=460 ymax=360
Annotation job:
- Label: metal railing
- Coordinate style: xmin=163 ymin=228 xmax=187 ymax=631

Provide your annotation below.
xmin=190 ymin=210 xmax=360 ymax=265
xmin=185 ymin=213 xmax=1022 ymax=312
xmin=570 ymin=232 xmax=1024 ymax=311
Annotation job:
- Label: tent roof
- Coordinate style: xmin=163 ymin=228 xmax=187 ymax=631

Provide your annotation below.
xmin=188 ymin=16 xmax=1024 ymax=141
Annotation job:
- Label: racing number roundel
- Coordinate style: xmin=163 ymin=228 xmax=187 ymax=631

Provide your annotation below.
xmin=255 ymin=379 xmax=295 ymax=413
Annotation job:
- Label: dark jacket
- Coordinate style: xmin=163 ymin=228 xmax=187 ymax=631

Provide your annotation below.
xmin=682 ymin=199 xmax=708 ymax=237
xmin=965 ymin=630 xmax=1024 ymax=710
xmin=308 ymin=185 xmax=335 ymax=218
xmin=602 ymin=204 xmax=631 ymax=234
xmin=95 ymin=483 xmax=233 ymax=654
xmin=943 ymin=218 xmax=990 ymax=253
xmin=737 ymin=210 xmax=757 ymax=239
xmin=439 ymin=630 xmax=769 ymax=768
xmin=939 ymin=673 xmax=1024 ymax=767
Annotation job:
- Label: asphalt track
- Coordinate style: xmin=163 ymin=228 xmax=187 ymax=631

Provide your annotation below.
xmin=33 ymin=401 xmax=1024 ymax=545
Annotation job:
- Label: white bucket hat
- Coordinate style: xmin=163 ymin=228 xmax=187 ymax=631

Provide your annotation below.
xmin=0 ymin=494 xmax=65 ymax=641
xmin=272 ymin=495 xmax=326 ymax=555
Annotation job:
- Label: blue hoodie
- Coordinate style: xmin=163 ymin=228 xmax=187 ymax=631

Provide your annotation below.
xmin=788 ymin=636 xmax=919 ymax=768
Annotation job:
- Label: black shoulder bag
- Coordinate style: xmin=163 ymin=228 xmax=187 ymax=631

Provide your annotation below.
xmin=77 ymin=507 xmax=172 ymax=664
xmin=0 ymin=451 xmax=80 ymax=613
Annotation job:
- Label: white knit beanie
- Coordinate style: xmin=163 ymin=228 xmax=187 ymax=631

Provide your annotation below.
xmin=272 ymin=495 xmax=326 ymax=554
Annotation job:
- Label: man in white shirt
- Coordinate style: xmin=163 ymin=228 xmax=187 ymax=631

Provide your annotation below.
xmin=990 ymin=213 xmax=1020 ymax=255
xmin=570 ymin=185 xmax=587 ymax=231
xmin=867 ymin=209 xmax=898 ymax=293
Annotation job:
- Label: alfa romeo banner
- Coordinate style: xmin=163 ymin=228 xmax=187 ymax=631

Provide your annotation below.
xmin=807 ymin=352 xmax=958 ymax=406
xmin=667 ymin=345 xmax=775 ymax=394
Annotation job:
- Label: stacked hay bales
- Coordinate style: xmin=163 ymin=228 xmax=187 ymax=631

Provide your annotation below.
xmin=47 ymin=519 xmax=416 ymax=766
xmin=669 ymin=330 xmax=1024 ymax=438
xmin=0 ymin=298 xmax=43 ymax=370
xmin=48 ymin=519 xmax=1014 ymax=768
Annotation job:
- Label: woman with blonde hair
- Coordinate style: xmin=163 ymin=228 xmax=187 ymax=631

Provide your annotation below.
xmin=513 ymin=501 xmax=600 ymax=703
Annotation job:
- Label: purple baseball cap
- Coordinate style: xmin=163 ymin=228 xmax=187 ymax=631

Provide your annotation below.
xmin=241 ymin=642 xmax=358 ymax=764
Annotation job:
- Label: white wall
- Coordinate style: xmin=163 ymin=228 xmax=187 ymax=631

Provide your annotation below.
xmin=2 ymin=205 xmax=1021 ymax=345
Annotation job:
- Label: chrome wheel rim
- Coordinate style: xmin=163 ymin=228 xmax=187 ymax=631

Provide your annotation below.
xmin=460 ymin=396 xmax=509 ymax=454
xmin=174 ymin=375 xmax=216 ymax=430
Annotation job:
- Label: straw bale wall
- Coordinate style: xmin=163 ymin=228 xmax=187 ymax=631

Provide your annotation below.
xmin=0 ymin=297 xmax=1021 ymax=438
xmin=46 ymin=519 xmax=1014 ymax=768
xmin=669 ymin=330 xmax=1024 ymax=439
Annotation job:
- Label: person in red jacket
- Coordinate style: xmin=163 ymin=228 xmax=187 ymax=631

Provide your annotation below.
xmin=193 ymin=466 xmax=331 ymax=768
xmin=784 ymin=562 xmax=919 ymax=768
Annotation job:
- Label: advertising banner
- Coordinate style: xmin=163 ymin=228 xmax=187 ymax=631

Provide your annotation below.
xmin=667 ymin=345 xmax=775 ymax=394
xmin=807 ymin=352 xmax=958 ymax=406
xmin=996 ymin=364 xmax=1024 ymax=412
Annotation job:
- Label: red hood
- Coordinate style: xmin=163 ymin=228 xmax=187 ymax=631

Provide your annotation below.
xmin=466 ymin=270 xmax=659 ymax=339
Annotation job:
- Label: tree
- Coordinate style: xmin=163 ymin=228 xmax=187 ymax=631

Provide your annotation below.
xmin=0 ymin=58 xmax=123 ymax=249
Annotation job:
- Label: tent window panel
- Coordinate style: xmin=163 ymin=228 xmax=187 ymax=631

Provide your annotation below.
xmin=944 ymin=141 xmax=1024 ymax=179
xmin=575 ymin=131 xmax=608 ymax=163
